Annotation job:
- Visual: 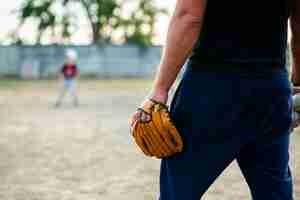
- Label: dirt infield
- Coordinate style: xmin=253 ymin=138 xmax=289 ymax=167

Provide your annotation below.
xmin=0 ymin=79 xmax=299 ymax=200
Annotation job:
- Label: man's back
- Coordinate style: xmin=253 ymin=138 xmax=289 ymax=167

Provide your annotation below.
xmin=189 ymin=0 xmax=291 ymax=67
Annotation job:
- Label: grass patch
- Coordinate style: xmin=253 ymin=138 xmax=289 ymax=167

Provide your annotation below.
xmin=0 ymin=78 xmax=24 ymax=89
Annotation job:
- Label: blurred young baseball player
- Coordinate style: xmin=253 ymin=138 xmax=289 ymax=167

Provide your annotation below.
xmin=55 ymin=49 xmax=79 ymax=107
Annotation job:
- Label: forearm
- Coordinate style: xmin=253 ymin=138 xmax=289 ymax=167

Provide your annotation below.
xmin=153 ymin=15 xmax=203 ymax=93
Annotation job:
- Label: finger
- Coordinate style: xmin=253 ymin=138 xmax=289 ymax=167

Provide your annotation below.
xmin=130 ymin=111 xmax=142 ymax=127
xmin=130 ymin=120 xmax=138 ymax=135
xmin=140 ymin=112 xmax=151 ymax=122
xmin=140 ymin=99 xmax=155 ymax=114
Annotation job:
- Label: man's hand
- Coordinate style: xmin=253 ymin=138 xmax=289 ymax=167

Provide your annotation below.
xmin=129 ymin=98 xmax=183 ymax=158
xmin=130 ymin=89 xmax=168 ymax=128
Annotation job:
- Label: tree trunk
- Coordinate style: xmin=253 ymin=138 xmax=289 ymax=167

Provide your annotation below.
xmin=92 ymin=23 xmax=100 ymax=43
xmin=79 ymin=0 xmax=101 ymax=44
xmin=37 ymin=31 xmax=43 ymax=45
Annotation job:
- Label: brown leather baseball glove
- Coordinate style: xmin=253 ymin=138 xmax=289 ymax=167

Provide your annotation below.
xmin=131 ymin=99 xmax=183 ymax=159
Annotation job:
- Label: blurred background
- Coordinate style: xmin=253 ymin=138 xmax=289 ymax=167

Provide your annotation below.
xmin=0 ymin=0 xmax=298 ymax=200
xmin=0 ymin=0 xmax=176 ymax=78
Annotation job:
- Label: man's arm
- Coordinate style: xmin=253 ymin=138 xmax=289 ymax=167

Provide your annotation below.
xmin=151 ymin=0 xmax=207 ymax=103
xmin=290 ymin=0 xmax=300 ymax=85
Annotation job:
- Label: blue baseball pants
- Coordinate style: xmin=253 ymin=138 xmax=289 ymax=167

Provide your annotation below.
xmin=159 ymin=66 xmax=294 ymax=200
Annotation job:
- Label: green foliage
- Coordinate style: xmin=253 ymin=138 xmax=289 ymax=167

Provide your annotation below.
xmin=19 ymin=0 xmax=74 ymax=44
xmin=122 ymin=0 xmax=168 ymax=46
xmin=16 ymin=0 xmax=168 ymax=46
xmin=77 ymin=0 xmax=121 ymax=43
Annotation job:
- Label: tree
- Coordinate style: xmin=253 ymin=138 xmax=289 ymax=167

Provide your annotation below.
xmin=17 ymin=0 xmax=75 ymax=44
xmin=17 ymin=0 xmax=167 ymax=45
xmin=121 ymin=0 xmax=167 ymax=46
xmin=72 ymin=0 xmax=120 ymax=43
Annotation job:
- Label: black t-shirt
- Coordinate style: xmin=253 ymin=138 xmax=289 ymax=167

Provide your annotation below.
xmin=189 ymin=0 xmax=291 ymax=70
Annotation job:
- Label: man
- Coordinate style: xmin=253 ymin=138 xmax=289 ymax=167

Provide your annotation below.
xmin=55 ymin=49 xmax=79 ymax=107
xmin=131 ymin=0 xmax=298 ymax=199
